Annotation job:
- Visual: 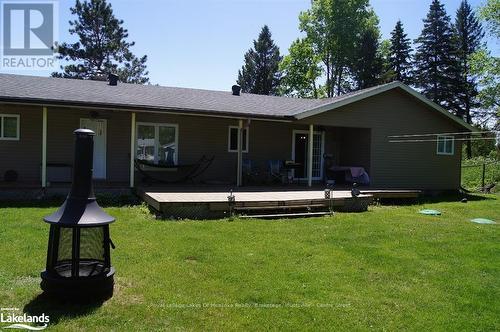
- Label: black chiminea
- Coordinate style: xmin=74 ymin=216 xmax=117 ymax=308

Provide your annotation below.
xmin=41 ymin=129 xmax=115 ymax=299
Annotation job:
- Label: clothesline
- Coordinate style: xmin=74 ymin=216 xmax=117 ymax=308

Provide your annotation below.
xmin=389 ymin=137 xmax=497 ymax=143
xmin=388 ymin=130 xmax=498 ymax=138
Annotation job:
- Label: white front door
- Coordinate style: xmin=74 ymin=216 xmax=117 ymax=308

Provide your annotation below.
xmin=80 ymin=118 xmax=107 ymax=179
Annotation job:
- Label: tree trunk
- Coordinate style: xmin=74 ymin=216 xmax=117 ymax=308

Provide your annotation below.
xmin=337 ymin=67 xmax=342 ymax=96
xmin=325 ymin=57 xmax=331 ymax=98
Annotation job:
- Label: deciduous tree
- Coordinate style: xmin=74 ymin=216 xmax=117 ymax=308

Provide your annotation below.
xmin=279 ymin=38 xmax=322 ymax=98
xmin=299 ymin=0 xmax=375 ymax=96
xmin=469 ymin=0 xmax=499 ymax=131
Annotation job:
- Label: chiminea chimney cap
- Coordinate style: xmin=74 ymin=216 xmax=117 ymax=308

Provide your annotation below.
xmin=74 ymin=128 xmax=95 ymax=136
xmin=232 ymin=85 xmax=241 ymax=96
xmin=108 ymin=73 xmax=119 ymax=86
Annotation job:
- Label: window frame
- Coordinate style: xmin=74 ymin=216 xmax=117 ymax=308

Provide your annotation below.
xmin=436 ymin=135 xmax=454 ymax=155
xmin=135 ymin=122 xmax=179 ymax=164
xmin=228 ymin=126 xmax=249 ymax=153
xmin=0 ymin=114 xmax=20 ymax=141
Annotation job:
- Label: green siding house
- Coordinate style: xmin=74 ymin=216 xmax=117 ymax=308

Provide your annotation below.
xmin=0 ymin=74 xmax=472 ymax=192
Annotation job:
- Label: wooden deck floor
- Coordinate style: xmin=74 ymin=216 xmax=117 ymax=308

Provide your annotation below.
xmin=137 ymin=187 xmax=420 ymax=219
xmin=143 ymin=189 xmax=359 ymax=203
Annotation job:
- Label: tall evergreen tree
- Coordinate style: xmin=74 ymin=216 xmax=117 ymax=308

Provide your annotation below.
xmin=414 ymin=0 xmax=457 ymax=108
xmin=237 ymin=25 xmax=282 ymax=95
xmin=352 ymin=28 xmax=383 ymax=89
xmin=389 ymin=20 xmax=413 ymax=84
xmin=453 ymin=0 xmax=484 ymax=121
xmin=53 ymin=0 xmax=148 ymax=84
xmin=453 ymin=0 xmax=484 ymax=157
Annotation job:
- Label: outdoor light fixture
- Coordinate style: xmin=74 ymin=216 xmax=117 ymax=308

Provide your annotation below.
xmin=41 ymin=129 xmax=115 ymax=299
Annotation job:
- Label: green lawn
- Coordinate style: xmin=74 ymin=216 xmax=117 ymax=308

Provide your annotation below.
xmin=1 ymin=195 xmax=499 ymax=331
xmin=461 ymin=158 xmax=500 ymax=192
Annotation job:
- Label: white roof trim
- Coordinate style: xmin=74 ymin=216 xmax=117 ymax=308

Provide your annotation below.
xmin=294 ymin=81 xmax=474 ymax=131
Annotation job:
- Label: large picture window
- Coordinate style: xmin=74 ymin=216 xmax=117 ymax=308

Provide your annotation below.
xmin=136 ymin=123 xmax=178 ymax=165
xmin=0 ymin=114 xmax=20 ymax=140
xmin=228 ymin=126 xmax=248 ymax=153
xmin=436 ymin=135 xmax=454 ymax=155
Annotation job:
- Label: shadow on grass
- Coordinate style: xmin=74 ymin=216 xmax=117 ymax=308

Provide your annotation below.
xmin=23 ymin=292 xmax=106 ymax=326
xmin=377 ymin=193 xmax=497 ymax=206
xmin=0 ymin=193 xmax=142 ymax=209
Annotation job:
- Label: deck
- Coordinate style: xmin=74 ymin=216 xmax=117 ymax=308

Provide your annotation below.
xmin=137 ymin=186 xmax=420 ymax=219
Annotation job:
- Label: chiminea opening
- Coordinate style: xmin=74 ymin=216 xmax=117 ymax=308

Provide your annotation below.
xmin=232 ymin=84 xmax=241 ymax=96
xmin=41 ymin=129 xmax=115 ymax=300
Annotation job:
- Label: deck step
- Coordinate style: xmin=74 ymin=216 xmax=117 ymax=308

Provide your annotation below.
xmin=239 ymin=211 xmax=333 ymax=219
xmin=233 ymin=203 xmax=328 ymax=211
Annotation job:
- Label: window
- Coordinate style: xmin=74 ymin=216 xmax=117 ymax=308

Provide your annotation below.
xmin=228 ymin=126 xmax=248 ymax=153
xmin=437 ymin=135 xmax=454 ymax=155
xmin=0 ymin=114 xmax=20 ymax=140
xmin=136 ymin=123 xmax=178 ymax=165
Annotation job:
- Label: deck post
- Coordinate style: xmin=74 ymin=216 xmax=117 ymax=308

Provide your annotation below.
xmin=237 ymin=119 xmax=243 ymax=186
xmin=41 ymin=106 xmax=48 ymax=188
xmin=308 ymin=124 xmax=314 ymax=187
xmin=130 ymin=112 xmax=136 ymax=188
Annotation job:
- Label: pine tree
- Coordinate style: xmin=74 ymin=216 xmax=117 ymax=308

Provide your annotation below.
xmin=414 ymin=0 xmax=457 ymax=108
xmin=353 ymin=28 xmax=383 ymax=89
xmin=389 ymin=20 xmax=413 ymax=84
xmin=453 ymin=0 xmax=484 ymax=121
xmin=53 ymin=0 xmax=149 ymax=84
xmin=237 ymin=25 xmax=282 ymax=95
xmin=453 ymin=0 xmax=484 ymax=157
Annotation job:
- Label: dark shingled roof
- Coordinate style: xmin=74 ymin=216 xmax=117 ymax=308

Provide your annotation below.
xmin=0 ymin=74 xmax=471 ymax=131
xmin=0 ymin=73 xmax=338 ymax=119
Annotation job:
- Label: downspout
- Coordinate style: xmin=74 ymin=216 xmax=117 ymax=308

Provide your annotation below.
xmin=129 ymin=112 xmax=136 ymax=188
xmin=42 ymin=106 xmax=47 ymax=188
xmin=237 ymin=119 xmax=243 ymax=187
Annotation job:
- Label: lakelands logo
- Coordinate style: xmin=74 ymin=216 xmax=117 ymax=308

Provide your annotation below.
xmin=0 ymin=0 xmax=58 ymax=70
xmin=1 ymin=308 xmax=49 ymax=330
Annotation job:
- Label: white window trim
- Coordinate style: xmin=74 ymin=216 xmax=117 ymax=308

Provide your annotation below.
xmin=0 ymin=114 xmax=20 ymax=141
xmin=228 ymin=125 xmax=249 ymax=153
xmin=436 ymin=135 xmax=454 ymax=155
xmin=136 ymin=122 xmax=179 ymax=164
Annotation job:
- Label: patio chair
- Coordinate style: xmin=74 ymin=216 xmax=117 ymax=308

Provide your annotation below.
xmin=242 ymin=159 xmax=260 ymax=185
xmin=268 ymin=160 xmax=284 ymax=184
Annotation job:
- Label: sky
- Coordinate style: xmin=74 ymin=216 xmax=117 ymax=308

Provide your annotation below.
xmin=3 ymin=0 xmax=498 ymax=91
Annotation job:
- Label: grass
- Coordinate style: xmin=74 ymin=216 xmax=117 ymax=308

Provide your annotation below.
xmin=0 ymin=195 xmax=499 ymax=331
xmin=461 ymin=157 xmax=500 ymax=192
